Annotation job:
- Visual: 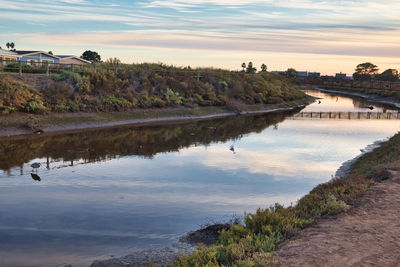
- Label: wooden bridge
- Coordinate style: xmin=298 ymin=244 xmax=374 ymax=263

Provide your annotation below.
xmin=290 ymin=111 xmax=400 ymax=120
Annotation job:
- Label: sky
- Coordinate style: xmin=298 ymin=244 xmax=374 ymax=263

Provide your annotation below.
xmin=0 ymin=0 xmax=400 ymax=75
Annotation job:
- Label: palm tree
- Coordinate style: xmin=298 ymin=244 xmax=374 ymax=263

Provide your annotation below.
xmin=10 ymin=42 xmax=15 ymax=50
xmin=241 ymin=62 xmax=246 ymax=72
xmin=261 ymin=64 xmax=267 ymax=72
xmin=6 ymin=42 xmax=10 ymax=50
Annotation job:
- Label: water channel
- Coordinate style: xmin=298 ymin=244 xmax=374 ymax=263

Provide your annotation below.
xmin=0 ymin=89 xmax=399 ymax=266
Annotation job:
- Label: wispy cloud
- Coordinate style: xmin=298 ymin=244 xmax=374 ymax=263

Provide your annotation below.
xmin=0 ymin=0 xmax=399 ymax=73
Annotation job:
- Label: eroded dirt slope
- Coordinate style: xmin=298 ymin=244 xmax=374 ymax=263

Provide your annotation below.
xmin=274 ymin=171 xmax=400 ymax=267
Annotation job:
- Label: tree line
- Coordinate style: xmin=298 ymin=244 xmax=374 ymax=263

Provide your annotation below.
xmin=353 ymin=62 xmax=399 ymax=81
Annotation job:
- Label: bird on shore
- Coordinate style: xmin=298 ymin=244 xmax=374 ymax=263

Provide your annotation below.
xmin=31 ymin=162 xmax=41 ymax=172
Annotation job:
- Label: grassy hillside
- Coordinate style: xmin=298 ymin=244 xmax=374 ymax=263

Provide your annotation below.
xmin=0 ymin=63 xmax=307 ymax=114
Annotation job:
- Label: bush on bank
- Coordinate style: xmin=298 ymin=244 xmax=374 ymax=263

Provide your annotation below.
xmin=0 ymin=63 xmax=307 ymax=114
xmin=170 ymin=133 xmax=400 ymax=266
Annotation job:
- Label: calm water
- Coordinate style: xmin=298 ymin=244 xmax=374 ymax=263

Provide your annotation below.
xmin=0 ymin=90 xmax=399 ymax=266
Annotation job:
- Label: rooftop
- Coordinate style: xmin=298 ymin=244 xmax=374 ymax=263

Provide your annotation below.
xmin=0 ymin=49 xmax=17 ymax=55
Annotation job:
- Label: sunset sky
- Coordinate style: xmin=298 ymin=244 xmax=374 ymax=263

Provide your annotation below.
xmin=1 ymin=0 xmax=399 ymax=74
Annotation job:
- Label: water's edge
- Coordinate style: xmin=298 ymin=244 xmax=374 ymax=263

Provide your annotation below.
xmin=0 ymin=103 xmax=311 ymax=138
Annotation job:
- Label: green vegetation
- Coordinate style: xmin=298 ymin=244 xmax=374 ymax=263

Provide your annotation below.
xmin=0 ymin=76 xmax=45 ymax=114
xmin=170 ymin=133 xmax=400 ymax=266
xmin=0 ymin=63 xmax=307 ymax=114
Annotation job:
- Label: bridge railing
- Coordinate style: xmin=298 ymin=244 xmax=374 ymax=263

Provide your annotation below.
xmin=291 ymin=111 xmax=400 ymax=120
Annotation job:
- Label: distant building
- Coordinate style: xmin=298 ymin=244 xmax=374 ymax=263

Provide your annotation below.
xmin=308 ymin=72 xmax=321 ymax=78
xmin=271 ymin=71 xmax=287 ymax=76
xmin=0 ymin=49 xmax=17 ymax=65
xmin=296 ymin=71 xmax=308 ymax=78
xmin=57 ymin=55 xmax=91 ymax=66
xmin=335 ymin=72 xmax=347 ymax=79
xmin=15 ymin=51 xmax=60 ymax=65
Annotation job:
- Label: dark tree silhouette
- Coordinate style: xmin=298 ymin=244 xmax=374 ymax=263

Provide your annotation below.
xmin=241 ymin=62 xmax=246 ymax=72
xmin=378 ymin=69 xmax=399 ymax=81
xmin=286 ymin=68 xmax=297 ymax=78
xmin=353 ymin=62 xmax=379 ymax=80
xmin=246 ymin=62 xmax=256 ymax=74
xmin=260 ymin=63 xmax=267 ymax=72
xmin=81 ymin=50 xmax=101 ymax=63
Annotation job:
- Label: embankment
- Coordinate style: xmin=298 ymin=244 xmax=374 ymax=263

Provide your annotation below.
xmin=0 ymin=98 xmax=312 ymax=137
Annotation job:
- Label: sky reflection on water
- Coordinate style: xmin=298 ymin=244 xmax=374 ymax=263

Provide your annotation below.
xmin=0 ymin=90 xmax=399 ymax=266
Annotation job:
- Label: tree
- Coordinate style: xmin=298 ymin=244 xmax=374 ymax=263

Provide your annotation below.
xmin=353 ymin=62 xmax=379 ymax=80
xmin=6 ymin=42 xmax=10 ymax=50
xmin=241 ymin=62 xmax=246 ymax=72
xmin=10 ymin=42 xmax=15 ymax=50
xmin=246 ymin=62 xmax=256 ymax=74
xmin=378 ymin=69 xmax=399 ymax=81
xmin=48 ymin=51 xmax=53 ymax=55
xmin=81 ymin=50 xmax=101 ymax=63
xmin=260 ymin=63 xmax=267 ymax=72
xmin=104 ymin=57 xmax=121 ymax=68
xmin=286 ymin=68 xmax=297 ymax=78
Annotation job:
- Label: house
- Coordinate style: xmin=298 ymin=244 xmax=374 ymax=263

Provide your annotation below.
xmin=296 ymin=71 xmax=308 ymax=78
xmin=0 ymin=49 xmax=17 ymax=65
xmin=57 ymin=55 xmax=91 ymax=66
xmin=15 ymin=51 xmax=60 ymax=65
xmin=308 ymin=72 xmax=321 ymax=78
xmin=335 ymin=72 xmax=348 ymax=79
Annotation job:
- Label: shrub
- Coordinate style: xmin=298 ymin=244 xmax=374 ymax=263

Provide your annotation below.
xmin=0 ymin=75 xmax=45 ymax=113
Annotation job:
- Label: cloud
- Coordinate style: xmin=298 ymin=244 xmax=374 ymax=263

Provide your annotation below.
xmin=1 ymin=0 xmax=399 ymax=73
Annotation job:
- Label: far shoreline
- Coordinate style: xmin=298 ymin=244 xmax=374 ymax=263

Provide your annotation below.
xmin=0 ymin=98 xmax=312 ymax=138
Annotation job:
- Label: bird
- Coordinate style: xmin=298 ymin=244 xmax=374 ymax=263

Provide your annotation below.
xmin=30 ymin=173 xmax=41 ymax=182
xmin=30 ymin=162 xmax=41 ymax=172
xmin=230 ymin=145 xmax=235 ymax=154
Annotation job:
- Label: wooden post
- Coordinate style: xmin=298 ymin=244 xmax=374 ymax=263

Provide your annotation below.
xmin=18 ymin=60 xmax=22 ymax=76
xmin=45 ymin=61 xmax=49 ymax=76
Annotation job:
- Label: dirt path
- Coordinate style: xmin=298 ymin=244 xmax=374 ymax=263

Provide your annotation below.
xmin=274 ymin=171 xmax=400 ymax=267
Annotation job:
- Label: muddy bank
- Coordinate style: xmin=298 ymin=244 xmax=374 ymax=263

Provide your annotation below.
xmin=334 ymin=140 xmax=386 ymax=178
xmin=0 ymin=102 xmax=310 ymax=137
xmin=90 ymin=224 xmax=231 ymax=267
